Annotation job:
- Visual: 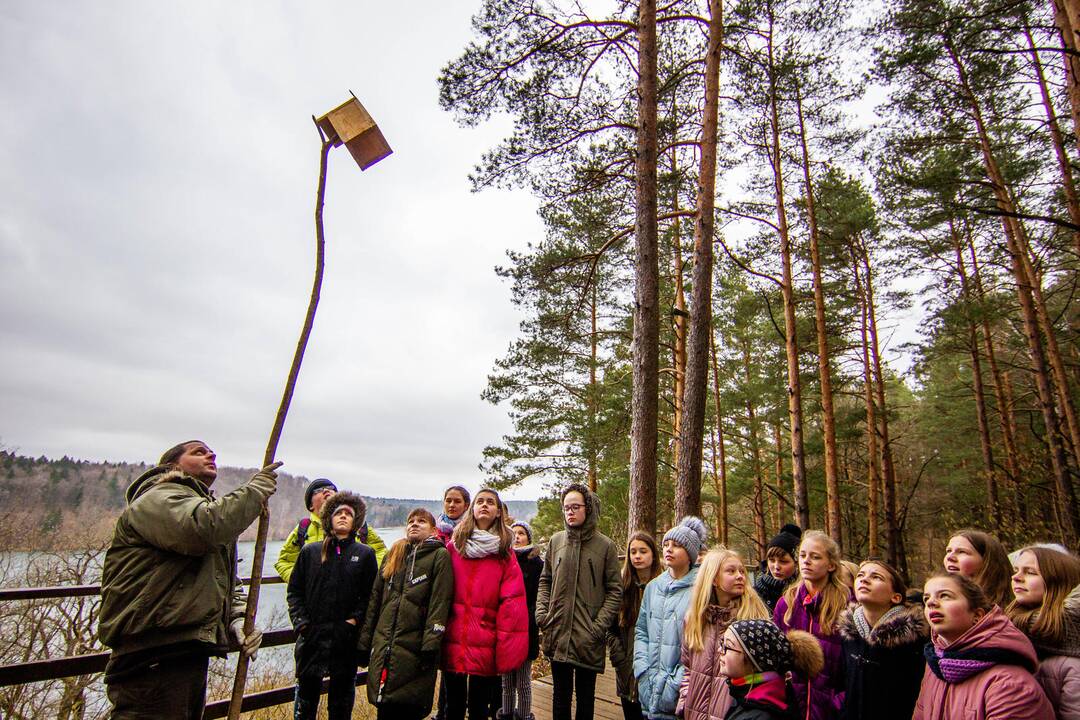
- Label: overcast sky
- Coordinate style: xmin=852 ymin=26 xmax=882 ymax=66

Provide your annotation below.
xmin=0 ymin=1 xmax=557 ymax=499
xmin=0 ymin=2 xmax=921 ymax=503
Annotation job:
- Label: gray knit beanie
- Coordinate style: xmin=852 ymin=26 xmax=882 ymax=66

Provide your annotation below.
xmin=511 ymin=520 xmax=533 ymax=543
xmin=662 ymin=516 xmax=708 ymax=565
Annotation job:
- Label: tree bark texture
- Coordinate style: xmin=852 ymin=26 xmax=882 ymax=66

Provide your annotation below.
xmin=765 ymin=3 xmax=810 ymax=529
xmin=629 ymin=0 xmax=660 ymax=537
xmin=952 ymin=219 xmax=1002 ymax=531
xmin=710 ymin=332 xmax=729 ymax=545
xmin=675 ymin=0 xmax=723 ymax=520
xmin=853 ymin=249 xmax=881 ymax=557
xmin=742 ymin=339 xmax=769 ymax=556
xmin=795 ymin=78 xmax=841 ymax=545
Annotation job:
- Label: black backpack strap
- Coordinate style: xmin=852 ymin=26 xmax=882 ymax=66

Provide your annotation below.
xmin=295 ymin=517 xmax=312 ymax=547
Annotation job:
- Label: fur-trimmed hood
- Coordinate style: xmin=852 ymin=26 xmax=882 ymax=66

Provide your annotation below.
xmin=838 ymin=603 xmax=928 ymax=648
xmin=318 ymin=490 xmax=366 ymax=535
xmin=126 ymin=466 xmax=205 ymax=504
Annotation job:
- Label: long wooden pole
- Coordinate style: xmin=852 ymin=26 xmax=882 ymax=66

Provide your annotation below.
xmin=227 ymin=124 xmax=332 ymax=720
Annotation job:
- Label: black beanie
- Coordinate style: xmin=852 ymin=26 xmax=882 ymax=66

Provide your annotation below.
xmin=304 ymin=478 xmax=337 ymax=511
xmin=767 ymin=523 xmax=802 ymax=559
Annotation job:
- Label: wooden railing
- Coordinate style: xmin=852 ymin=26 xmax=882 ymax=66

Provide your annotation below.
xmin=0 ymin=576 xmax=365 ymax=716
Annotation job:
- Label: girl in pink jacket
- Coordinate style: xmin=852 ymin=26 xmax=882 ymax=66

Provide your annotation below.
xmin=914 ymin=572 xmax=1053 ymax=720
xmin=1007 ymin=546 xmax=1080 ymax=720
xmin=442 ymin=488 xmax=528 ymax=720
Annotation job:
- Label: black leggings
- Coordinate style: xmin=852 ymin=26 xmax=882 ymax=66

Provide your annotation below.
xmin=550 ymin=661 xmax=597 ymax=720
xmin=444 ymin=672 xmax=500 ymax=720
xmin=621 ymin=697 xmax=644 ymax=720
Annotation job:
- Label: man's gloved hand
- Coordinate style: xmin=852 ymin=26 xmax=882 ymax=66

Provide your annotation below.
xmin=230 ymin=618 xmax=263 ymax=661
xmin=248 ymin=461 xmax=283 ymax=498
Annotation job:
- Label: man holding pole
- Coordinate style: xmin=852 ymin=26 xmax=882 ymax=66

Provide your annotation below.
xmin=98 ymin=440 xmax=280 ymax=719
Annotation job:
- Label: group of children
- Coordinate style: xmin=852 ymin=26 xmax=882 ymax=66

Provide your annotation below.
xmin=286 ymin=479 xmax=1079 ymax=720
xmin=615 ymin=523 xmax=1077 ymax=720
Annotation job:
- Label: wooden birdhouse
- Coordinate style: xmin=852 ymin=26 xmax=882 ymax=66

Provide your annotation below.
xmin=315 ymin=94 xmax=392 ymax=170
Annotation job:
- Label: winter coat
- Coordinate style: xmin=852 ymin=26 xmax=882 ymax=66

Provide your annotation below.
xmin=287 ymin=533 xmax=378 ymax=679
xmin=773 ymin=584 xmax=845 ymax=720
xmin=99 ymin=466 xmax=270 ymax=658
xmin=1026 ymin=583 xmax=1080 ymax=720
xmin=515 ymin=545 xmax=544 ymax=661
xmin=678 ymin=605 xmax=736 ymax=720
xmin=609 ymin=580 xmax=648 ymax=701
xmin=274 ymin=511 xmax=387 ymax=582
xmin=912 ymin=606 xmax=1054 ymax=720
xmin=536 ymin=487 xmax=622 ymax=672
xmin=724 ymin=675 xmax=798 ymax=720
xmin=837 ymin=604 xmax=927 ymax=720
xmin=358 ymin=536 xmax=453 ymax=711
xmin=633 ymin=566 xmax=699 ymax=720
xmin=442 ymin=539 xmax=529 ymax=676
xmin=753 ymin=572 xmax=795 ymax=614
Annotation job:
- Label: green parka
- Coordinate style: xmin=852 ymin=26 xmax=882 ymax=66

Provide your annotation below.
xmin=358 ymin=535 xmax=453 ymax=712
xmin=99 ymin=466 xmax=271 ymax=657
xmin=535 ymin=488 xmax=621 ymax=671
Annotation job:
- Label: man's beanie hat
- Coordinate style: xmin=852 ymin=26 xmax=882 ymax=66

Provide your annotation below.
xmin=729 ymin=619 xmax=792 ymax=674
xmin=511 ymin=520 xmax=533 ymax=543
xmin=304 ymin=478 xmax=337 ymax=511
xmin=767 ymin=523 xmax=803 ymax=559
xmin=663 ymin=516 xmax=709 ymax=565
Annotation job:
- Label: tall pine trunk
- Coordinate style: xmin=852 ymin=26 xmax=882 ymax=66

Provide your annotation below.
xmin=859 ymin=236 xmax=901 ymax=566
xmin=1051 ymin=0 xmax=1080 ymax=154
xmin=765 ymin=2 xmax=810 ymax=528
xmin=742 ymin=338 xmax=769 ymax=555
xmin=675 ymin=0 xmax=723 ymax=519
xmin=952 ymin=218 xmax=1002 ymax=530
xmin=630 ymin=0 xmax=660 ymax=536
xmin=945 ymin=38 xmax=1080 ymax=542
xmin=795 ymin=78 xmax=840 ymax=543
xmin=968 ymin=229 xmax=1025 ymax=518
xmin=710 ymin=332 xmax=729 ymax=545
xmin=853 ymin=248 xmax=881 ymax=556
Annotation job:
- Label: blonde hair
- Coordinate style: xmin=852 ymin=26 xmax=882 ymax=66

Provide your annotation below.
xmin=684 ymin=547 xmax=771 ymax=652
xmin=1006 ymin=546 xmax=1080 ymax=648
xmin=451 ymin=488 xmax=513 ymax=557
xmin=381 ymin=508 xmax=437 ymax=580
xmin=782 ymin=530 xmax=849 ymax=635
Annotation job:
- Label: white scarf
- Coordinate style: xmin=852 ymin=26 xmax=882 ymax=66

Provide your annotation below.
xmin=463 ymin=528 xmax=502 ymax=559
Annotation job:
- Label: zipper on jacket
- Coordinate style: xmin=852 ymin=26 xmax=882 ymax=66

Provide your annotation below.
xmin=379 ymin=542 xmax=417 ymax=702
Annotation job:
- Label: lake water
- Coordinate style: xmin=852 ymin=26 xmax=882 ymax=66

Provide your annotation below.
xmin=237 ymin=526 xmax=405 ymax=629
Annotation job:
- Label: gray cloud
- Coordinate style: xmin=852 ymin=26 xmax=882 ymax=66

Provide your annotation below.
xmin=0 ymin=1 xmax=548 ymax=499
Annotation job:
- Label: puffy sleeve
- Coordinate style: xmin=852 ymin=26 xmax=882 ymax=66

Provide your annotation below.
xmin=423 ymin=547 xmax=455 ymax=656
xmin=984 ymin=669 xmax=1055 ymax=720
xmin=634 ymin=584 xmax=653 ymax=679
xmin=495 ymin=553 xmax=529 ymax=674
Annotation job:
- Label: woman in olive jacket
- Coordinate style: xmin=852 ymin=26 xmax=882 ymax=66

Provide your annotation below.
xmin=359 ymin=508 xmax=454 ymax=720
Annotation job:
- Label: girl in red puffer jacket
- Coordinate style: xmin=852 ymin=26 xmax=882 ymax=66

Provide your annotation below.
xmin=442 ymin=488 xmax=528 ymax=720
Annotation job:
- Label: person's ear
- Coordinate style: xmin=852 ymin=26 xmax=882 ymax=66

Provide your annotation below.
xmin=891 ymin=592 xmax=903 ymax=606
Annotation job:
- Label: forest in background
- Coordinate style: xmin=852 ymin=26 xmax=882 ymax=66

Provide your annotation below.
xmin=0 ymin=450 xmax=535 ymax=550
xmin=442 ymin=0 xmax=1080 ymax=579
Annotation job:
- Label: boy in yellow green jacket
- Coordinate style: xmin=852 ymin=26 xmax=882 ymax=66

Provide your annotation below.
xmin=275 ymin=478 xmax=387 ymax=581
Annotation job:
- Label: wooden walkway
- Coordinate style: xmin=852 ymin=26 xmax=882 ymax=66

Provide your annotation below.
xmin=531 ymin=664 xmax=623 ymax=720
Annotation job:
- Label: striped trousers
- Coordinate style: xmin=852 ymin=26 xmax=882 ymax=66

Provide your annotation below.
xmin=500 ymin=659 xmax=533 ymax=720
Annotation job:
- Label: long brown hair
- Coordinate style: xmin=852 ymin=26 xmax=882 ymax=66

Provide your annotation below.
xmin=1006 ymin=546 xmax=1080 ymax=648
xmin=952 ymin=529 xmax=1013 ymax=608
xmin=381 ymin=508 xmax=438 ymax=580
xmin=451 ymin=488 xmax=513 ymax=557
xmin=782 ymin=530 xmax=849 ymax=635
xmin=619 ymin=531 xmax=662 ymax=630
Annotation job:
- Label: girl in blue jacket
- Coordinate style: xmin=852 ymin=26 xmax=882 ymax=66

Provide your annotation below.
xmin=633 ymin=517 xmax=708 ymax=720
